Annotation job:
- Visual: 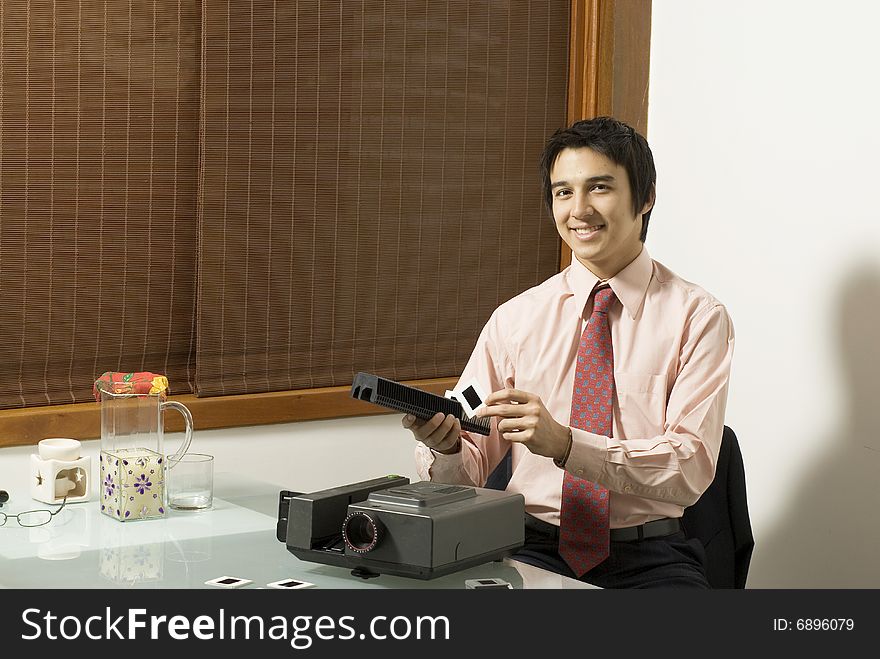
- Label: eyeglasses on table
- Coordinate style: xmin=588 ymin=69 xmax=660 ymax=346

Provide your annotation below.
xmin=0 ymin=495 xmax=68 ymax=528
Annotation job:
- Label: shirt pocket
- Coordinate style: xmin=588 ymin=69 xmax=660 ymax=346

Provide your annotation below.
xmin=615 ymin=372 xmax=667 ymax=436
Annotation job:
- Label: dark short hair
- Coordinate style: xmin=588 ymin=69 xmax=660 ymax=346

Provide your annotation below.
xmin=540 ymin=116 xmax=656 ymax=242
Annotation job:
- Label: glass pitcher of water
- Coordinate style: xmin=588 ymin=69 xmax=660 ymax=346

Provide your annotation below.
xmin=94 ymin=372 xmax=193 ymax=521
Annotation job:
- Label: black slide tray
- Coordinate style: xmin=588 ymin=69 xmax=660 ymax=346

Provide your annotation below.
xmin=350 ymin=371 xmax=491 ymax=436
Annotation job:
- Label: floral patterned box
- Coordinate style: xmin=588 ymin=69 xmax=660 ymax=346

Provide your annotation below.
xmin=100 ymin=448 xmax=166 ymax=521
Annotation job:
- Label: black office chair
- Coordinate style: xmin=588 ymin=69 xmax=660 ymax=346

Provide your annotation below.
xmin=484 ymin=425 xmax=754 ymax=588
xmin=681 ymin=425 xmax=754 ymax=588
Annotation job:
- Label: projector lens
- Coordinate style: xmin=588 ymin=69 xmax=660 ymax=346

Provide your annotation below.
xmin=342 ymin=511 xmax=384 ymax=553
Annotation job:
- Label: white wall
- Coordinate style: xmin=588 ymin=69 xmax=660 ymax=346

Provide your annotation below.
xmin=648 ymin=0 xmax=880 ymax=586
xmin=192 ymin=415 xmax=421 ymax=493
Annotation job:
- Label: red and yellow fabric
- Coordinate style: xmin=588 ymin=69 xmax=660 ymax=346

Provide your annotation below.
xmin=93 ymin=372 xmax=169 ymax=401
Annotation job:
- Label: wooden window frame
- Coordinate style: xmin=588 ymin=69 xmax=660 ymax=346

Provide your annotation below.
xmin=0 ymin=0 xmax=651 ymax=448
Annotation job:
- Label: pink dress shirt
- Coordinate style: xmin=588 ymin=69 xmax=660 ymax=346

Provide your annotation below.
xmin=416 ymin=247 xmax=735 ymax=529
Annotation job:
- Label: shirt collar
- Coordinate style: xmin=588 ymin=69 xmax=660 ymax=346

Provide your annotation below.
xmin=568 ymin=246 xmax=653 ymax=320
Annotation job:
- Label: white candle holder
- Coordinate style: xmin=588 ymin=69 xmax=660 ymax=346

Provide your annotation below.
xmin=30 ymin=438 xmax=91 ymax=504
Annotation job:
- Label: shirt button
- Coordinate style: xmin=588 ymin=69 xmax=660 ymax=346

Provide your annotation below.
xmin=624 ymin=484 xmax=633 ymax=493
xmin=576 ymin=468 xmax=584 ymax=477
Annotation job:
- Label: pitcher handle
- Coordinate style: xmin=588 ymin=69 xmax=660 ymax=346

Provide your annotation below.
xmin=162 ymin=400 xmax=194 ymax=469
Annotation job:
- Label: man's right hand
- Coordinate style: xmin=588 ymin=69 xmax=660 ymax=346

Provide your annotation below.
xmin=402 ymin=412 xmax=462 ymax=455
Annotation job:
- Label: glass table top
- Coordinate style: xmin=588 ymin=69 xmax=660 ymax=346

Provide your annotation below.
xmin=0 ymin=472 xmax=592 ymax=590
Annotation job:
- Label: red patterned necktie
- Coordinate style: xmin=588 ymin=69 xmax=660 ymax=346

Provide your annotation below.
xmin=559 ymin=285 xmax=616 ymax=577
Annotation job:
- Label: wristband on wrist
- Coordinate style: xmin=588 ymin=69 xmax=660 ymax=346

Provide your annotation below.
xmin=554 ymin=427 xmax=573 ymax=468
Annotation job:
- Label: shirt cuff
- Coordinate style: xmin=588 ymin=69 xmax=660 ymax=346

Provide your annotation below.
xmin=415 ymin=441 xmax=465 ymax=482
xmin=564 ymin=427 xmax=609 ymax=483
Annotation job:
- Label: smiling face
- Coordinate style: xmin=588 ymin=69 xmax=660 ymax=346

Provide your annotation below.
xmin=550 ymin=147 xmax=653 ymax=279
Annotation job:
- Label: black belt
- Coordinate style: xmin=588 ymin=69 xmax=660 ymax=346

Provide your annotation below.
xmin=525 ymin=514 xmax=682 ymax=543
xmin=609 ymin=517 xmax=682 ymax=542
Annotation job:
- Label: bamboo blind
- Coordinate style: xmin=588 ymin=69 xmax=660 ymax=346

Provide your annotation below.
xmin=0 ymin=0 xmax=567 ymax=408
xmin=196 ymin=0 xmax=568 ymax=396
xmin=0 ymin=1 xmax=200 ymax=408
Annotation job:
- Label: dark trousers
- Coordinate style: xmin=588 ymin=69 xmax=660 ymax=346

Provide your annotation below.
xmin=513 ymin=514 xmax=710 ymax=589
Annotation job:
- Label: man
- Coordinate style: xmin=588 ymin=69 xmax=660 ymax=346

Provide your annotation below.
xmin=404 ymin=117 xmax=734 ymax=588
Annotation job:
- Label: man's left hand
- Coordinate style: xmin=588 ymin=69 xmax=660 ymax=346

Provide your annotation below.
xmin=477 ymin=388 xmax=570 ymax=461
